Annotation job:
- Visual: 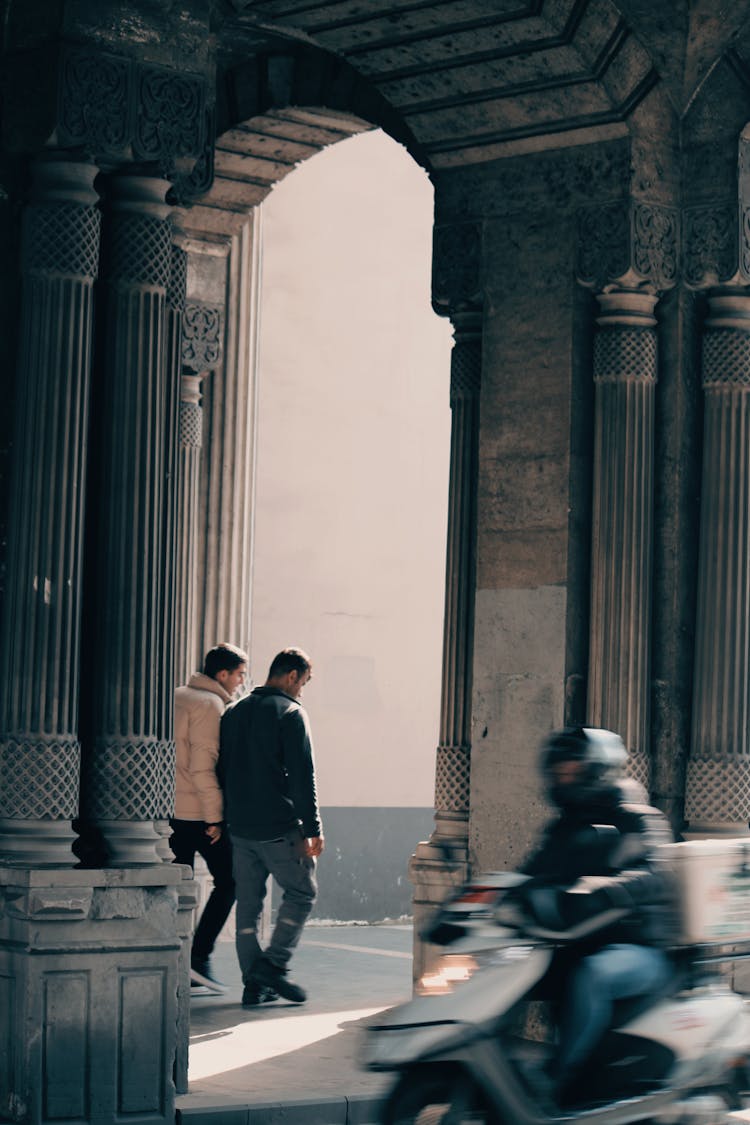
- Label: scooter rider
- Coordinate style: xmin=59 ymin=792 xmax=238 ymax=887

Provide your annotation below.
xmin=510 ymin=726 xmax=680 ymax=1105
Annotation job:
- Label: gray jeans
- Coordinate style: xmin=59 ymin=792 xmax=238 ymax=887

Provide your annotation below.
xmin=231 ymin=829 xmax=317 ymax=980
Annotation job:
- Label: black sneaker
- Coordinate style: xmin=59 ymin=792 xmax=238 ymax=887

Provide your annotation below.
xmin=241 ymin=982 xmax=278 ymax=1008
xmin=252 ymin=956 xmax=307 ymax=1003
xmin=190 ymin=957 xmax=228 ymax=994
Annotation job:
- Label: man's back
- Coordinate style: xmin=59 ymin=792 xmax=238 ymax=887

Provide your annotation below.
xmin=220 ymin=685 xmax=321 ymax=842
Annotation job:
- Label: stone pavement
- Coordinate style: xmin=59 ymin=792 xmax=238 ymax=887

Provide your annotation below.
xmin=176 ymin=924 xmax=413 ymax=1125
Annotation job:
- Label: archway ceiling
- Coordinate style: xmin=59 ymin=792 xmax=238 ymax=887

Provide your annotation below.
xmin=190 ymin=0 xmax=750 ymax=237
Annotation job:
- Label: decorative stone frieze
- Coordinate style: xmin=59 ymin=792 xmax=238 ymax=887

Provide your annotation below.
xmin=587 ymin=289 xmax=658 ymax=792
xmin=182 ymin=302 xmax=223 ymax=372
xmin=80 ymin=174 xmax=176 ymax=866
xmin=686 ymin=290 xmax=750 ymax=834
xmin=7 ymin=43 xmax=211 ymax=185
xmin=0 ymin=157 xmax=101 ymax=866
xmin=576 ymin=202 xmax=678 ymax=292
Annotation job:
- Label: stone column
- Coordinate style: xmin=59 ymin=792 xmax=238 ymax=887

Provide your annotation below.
xmin=153 ymin=242 xmax=188 ymax=864
xmin=0 ymin=157 xmax=100 ymax=865
xmin=410 ymin=305 xmax=482 ymax=979
xmin=174 ymin=303 xmax=222 ymax=685
xmin=195 ymin=216 xmax=260 ymax=658
xmin=587 ymin=289 xmax=658 ymax=789
xmin=79 ymin=173 xmax=175 ymax=866
xmin=686 ymin=289 xmax=750 ymax=835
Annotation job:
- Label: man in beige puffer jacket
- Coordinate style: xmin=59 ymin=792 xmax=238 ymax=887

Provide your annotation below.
xmin=172 ymin=643 xmax=248 ymax=992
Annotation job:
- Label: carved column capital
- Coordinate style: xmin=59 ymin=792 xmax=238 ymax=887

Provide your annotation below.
xmin=577 ymin=201 xmax=678 ymax=294
xmin=432 ymin=221 xmax=482 ymax=315
xmin=4 ymin=42 xmax=213 ymax=188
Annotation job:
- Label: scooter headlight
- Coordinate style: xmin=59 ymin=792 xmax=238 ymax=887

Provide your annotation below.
xmin=416 ymin=954 xmax=480 ymax=995
xmin=416 ymin=945 xmax=534 ymax=996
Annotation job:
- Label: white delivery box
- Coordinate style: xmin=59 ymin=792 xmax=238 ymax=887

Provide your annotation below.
xmin=660 ymin=838 xmax=750 ymax=945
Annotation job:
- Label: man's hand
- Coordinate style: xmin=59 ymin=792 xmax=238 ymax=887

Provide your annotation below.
xmin=304 ymin=835 xmax=325 ymax=857
xmin=205 ymin=823 xmax=222 ymax=844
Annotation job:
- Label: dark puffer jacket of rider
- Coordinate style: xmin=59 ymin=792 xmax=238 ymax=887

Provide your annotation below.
xmin=520 ymin=778 xmax=680 ymax=949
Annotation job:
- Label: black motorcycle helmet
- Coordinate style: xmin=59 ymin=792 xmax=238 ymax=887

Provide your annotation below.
xmin=541 ymin=726 xmax=628 ymax=809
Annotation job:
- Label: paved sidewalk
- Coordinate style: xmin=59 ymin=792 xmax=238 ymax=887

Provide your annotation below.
xmin=176 ymin=924 xmax=413 ymax=1125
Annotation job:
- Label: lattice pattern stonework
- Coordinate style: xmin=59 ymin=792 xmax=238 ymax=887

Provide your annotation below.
xmin=435 ymin=745 xmax=471 ymax=814
xmin=24 ymin=204 xmax=101 ymax=279
xmin=108 ymin=214 xmax=171 ymax=289
xmin=626 ymin=749 xmax=651 ymax=791
xmin=450 ymin=340 xmax=481 ymax=402
xmin=594 ymin=329 xmax=657 ymax=383
xmin=703 ymin=330 xmax=750 ymax=387
xmin=685 ymin=756 xmax=750 ymax=823
xmin=167 ymin=246 xmax=187 ymax=310
xmin=0 ymin=738 xmax=80 ymax=819
xmin=86 ymin=739 xmax=175 ymax=820
xmin=179 ymin=401 xmax=202 ymax=447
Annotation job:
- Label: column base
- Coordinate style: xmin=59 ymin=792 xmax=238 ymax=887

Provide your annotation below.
xmin=0 ymin=863 xmax=191 ymax=1125
xmin=409 ymin=833 xmax=470 ymax=984
xmin=0 ymin=818 xmax=76 ymax=866
xmin=96 ymin=820 xmax=163 ymax=866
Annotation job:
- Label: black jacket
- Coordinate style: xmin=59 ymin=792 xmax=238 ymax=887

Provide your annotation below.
xmin=218 ymin=686 xmax=322 ymax=840
xmin=520 ymin=780 xmax=679 ymax=949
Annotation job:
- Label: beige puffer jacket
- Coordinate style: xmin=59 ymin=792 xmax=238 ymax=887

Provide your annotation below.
xmin=174 ymin=673 xmax=233 ymax=822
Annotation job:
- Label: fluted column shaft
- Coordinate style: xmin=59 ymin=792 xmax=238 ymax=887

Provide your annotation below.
xmin=588 ymin=289 xmax=658 ymax=789
xmin=196 ymin=218 xmax=260 ymax=658
xmin=686 ymin=290 xmax=750 ymax=834
xmin=80 ymin=174 xmax=175 ymax=865
xmin=175 ymin=369 xmax=206 ymax=687
xmin=0 ymin=158 xmax=100 ymax=865
xmin=434 ymin=308 xmax=482 ymax=841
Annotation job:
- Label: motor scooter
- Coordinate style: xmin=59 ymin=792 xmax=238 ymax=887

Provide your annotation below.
xmin=363 ymin=870 xmax=750 ymax=1124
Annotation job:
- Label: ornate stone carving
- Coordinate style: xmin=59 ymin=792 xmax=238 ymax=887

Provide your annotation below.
xmin=685 ymin=757 xmax=750 ymax=826
xmin=86 ymin=740 xmax=175 ymax=820
xmin=683 ymin=204 xmax=738 ymax=288
xmin=24 ymin=203 xmax=101 ymax=278
xmin=169 ymin=107 xmax=216 ymax=204
xmin=58 ymin=47 xmax=132 ymax=156
xmin=450 ymin=334 xmax=481 ymax=401
xmin=107 ymin=213 xmax=172 ymax=289
xmin=182 ymin=303 xmax=222 ymax=372
xmin=577 ymin=202 xmax=678 ymax=292
xmin=167 ymin=245 xmax=187 ymax=312
xmin=702 ymin=330 xmax=750 ymax=387
xmin=0 ymin=738 xmax=80 ymax=819
xmin=593 ymin=328 xmax=657 ymax=382
xmin=179 ymin=401 xmax=203 ymax=447
xmin=134 ymin=66 xmax=206 ymax=167
xmin=432 ymin=222 xmax=482 ymax=312
xmin=434 ymin=745 xmax=470 ymax=815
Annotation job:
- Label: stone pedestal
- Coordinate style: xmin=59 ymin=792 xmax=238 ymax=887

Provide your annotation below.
xmin=410 ymin=307 xmax=481 ymax=981
xmin=0 ymin=158 xmax=100 ymax=866
xmin=587 ymin=289 xmax=658 ymax=789
xmin=0 ymin=864 xmax=195 ymax=1125
xmin=686 ymin=290 xmax=750 ymax=835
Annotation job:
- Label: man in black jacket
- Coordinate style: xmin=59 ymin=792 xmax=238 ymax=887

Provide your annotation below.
xmin=513 ymin=727 xmax=678 ymax=1104
xmin=219 ymin=647 xmax=324 ymax=1006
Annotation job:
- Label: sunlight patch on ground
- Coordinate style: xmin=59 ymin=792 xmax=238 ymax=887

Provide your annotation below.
xmin=188 ymin=1007 xmax=385 ymax=1080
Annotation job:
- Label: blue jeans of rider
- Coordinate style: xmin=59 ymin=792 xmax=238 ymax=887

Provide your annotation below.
xmin=231 ymin=829 xmax=317 ymax=982
xmin=557 ymin=943 xmax=672 ymax=1084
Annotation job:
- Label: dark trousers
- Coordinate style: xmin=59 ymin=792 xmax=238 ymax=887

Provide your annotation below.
xmin=169 ymin=819 xmax=236 ymax=961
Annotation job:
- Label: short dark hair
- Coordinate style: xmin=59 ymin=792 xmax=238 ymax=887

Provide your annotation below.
xmin=268 ymin=648 xmax=312 ymax=679
xmin=203 ymin=643 xmax=248 ymax=679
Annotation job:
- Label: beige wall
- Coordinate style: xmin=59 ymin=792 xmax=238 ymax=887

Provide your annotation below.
xmin=251 ymin=130 xmax=453 ymax=809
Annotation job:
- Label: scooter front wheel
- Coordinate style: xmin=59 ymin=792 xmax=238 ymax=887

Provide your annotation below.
xmin=381 ymin=1066 xmax=497 ymax=1125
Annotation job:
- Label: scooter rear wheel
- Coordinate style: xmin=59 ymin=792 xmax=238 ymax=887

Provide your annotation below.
xmin=382 ymin=1067 xmax=496 ymax=1125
